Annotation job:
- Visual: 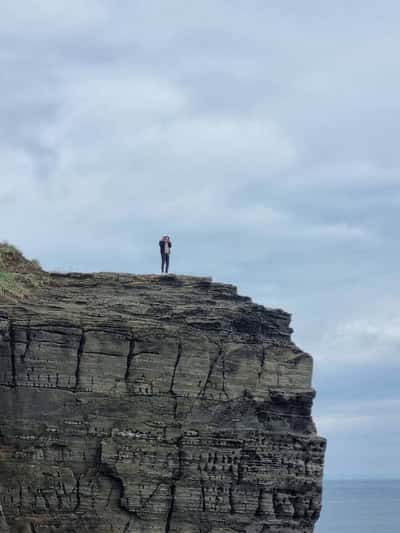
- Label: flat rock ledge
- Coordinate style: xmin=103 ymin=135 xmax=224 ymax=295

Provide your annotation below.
xmin=0 ymin=272 xmax=326 ymax=533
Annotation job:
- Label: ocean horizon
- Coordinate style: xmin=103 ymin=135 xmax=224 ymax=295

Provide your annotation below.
xmin=316 ymin=479 xmax=400 ymax=533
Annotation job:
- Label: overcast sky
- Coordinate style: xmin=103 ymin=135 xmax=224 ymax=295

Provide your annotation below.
xmin=1 ymin=1 xmax=399 ymax=481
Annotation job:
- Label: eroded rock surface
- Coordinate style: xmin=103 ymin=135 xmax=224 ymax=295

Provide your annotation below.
xmin=0 ymin=272 xmax=325 ymax=532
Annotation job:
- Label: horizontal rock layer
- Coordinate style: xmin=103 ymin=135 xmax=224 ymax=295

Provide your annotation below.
xmin=0 ymin=273 xmax=325 ymax=532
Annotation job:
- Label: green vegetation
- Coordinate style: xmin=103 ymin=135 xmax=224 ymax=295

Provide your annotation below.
xmin=0 ymin=271 xmax=28 ymax=299
xmin=0 ymin=242 xmax=20 ymax=264
xmin=0 ymin=242 xmax=43 ymax=301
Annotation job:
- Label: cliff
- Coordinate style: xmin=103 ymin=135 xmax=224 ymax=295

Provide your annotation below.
xmin=0 ymin=246 xmax=326 ymax=533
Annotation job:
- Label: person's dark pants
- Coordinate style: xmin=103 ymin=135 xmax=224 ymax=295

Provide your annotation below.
xmin=161 ymin=253 xmax=170 ymax=273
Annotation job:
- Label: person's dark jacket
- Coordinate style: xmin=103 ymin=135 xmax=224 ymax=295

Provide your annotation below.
xmin=159 ymin=240 xmax=172 ymax=255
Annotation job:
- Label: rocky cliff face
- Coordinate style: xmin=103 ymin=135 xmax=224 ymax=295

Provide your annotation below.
xmin=0 ymin=258 xmax=326 ymax=532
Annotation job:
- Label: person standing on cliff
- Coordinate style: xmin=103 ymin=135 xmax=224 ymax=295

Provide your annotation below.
xmin=159 ymin=235 xmax=172 ymax=273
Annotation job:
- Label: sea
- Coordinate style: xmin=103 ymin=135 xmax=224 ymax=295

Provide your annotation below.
xmin=315 ymin=480 xmax=400 ymax=533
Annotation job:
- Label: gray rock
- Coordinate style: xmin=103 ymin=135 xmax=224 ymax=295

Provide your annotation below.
xmin=0 ymin=503 xmax=9 ymax=533
xmin=0 ymin=272 xmax=326 ymax=532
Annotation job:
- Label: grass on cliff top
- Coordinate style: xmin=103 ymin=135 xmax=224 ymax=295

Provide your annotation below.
xmin=0 ymin=242 xmax=43 ymax=301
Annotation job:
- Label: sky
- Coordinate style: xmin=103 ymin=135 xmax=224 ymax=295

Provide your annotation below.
xmin=1 ymin=1 xmax=399 ymax=480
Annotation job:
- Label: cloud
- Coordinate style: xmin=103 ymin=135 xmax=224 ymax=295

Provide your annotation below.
xmin=35 ymin=63 xmax=296 ymax=189
xmin=316 ymin=398 xmax=400 ymax=434
xmin=314 ymin=311 xmax=400 ymax=366
xmin=291 ymin=222 xmax=376 ymax=242
xmin=0 ymin=1 xmax=108 ymax=39
xmin=341 ymin=319 xmax=400 ymax=345
xmin=1 ymin=0 xmax=400 ymax=479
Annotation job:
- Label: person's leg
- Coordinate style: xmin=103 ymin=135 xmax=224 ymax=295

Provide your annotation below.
xmin=161 ymin=254 xmax=165 ymax=273
xmin=166 ymin=254 xmax=170 ymax=273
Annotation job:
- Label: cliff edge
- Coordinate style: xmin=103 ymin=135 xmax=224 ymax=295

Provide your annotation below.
xmin=0 ymin=246 xmax=326 ymax=532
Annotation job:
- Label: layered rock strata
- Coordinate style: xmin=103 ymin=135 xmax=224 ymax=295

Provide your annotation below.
xmin=0 ymin=271 xmax=326 ymax=532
